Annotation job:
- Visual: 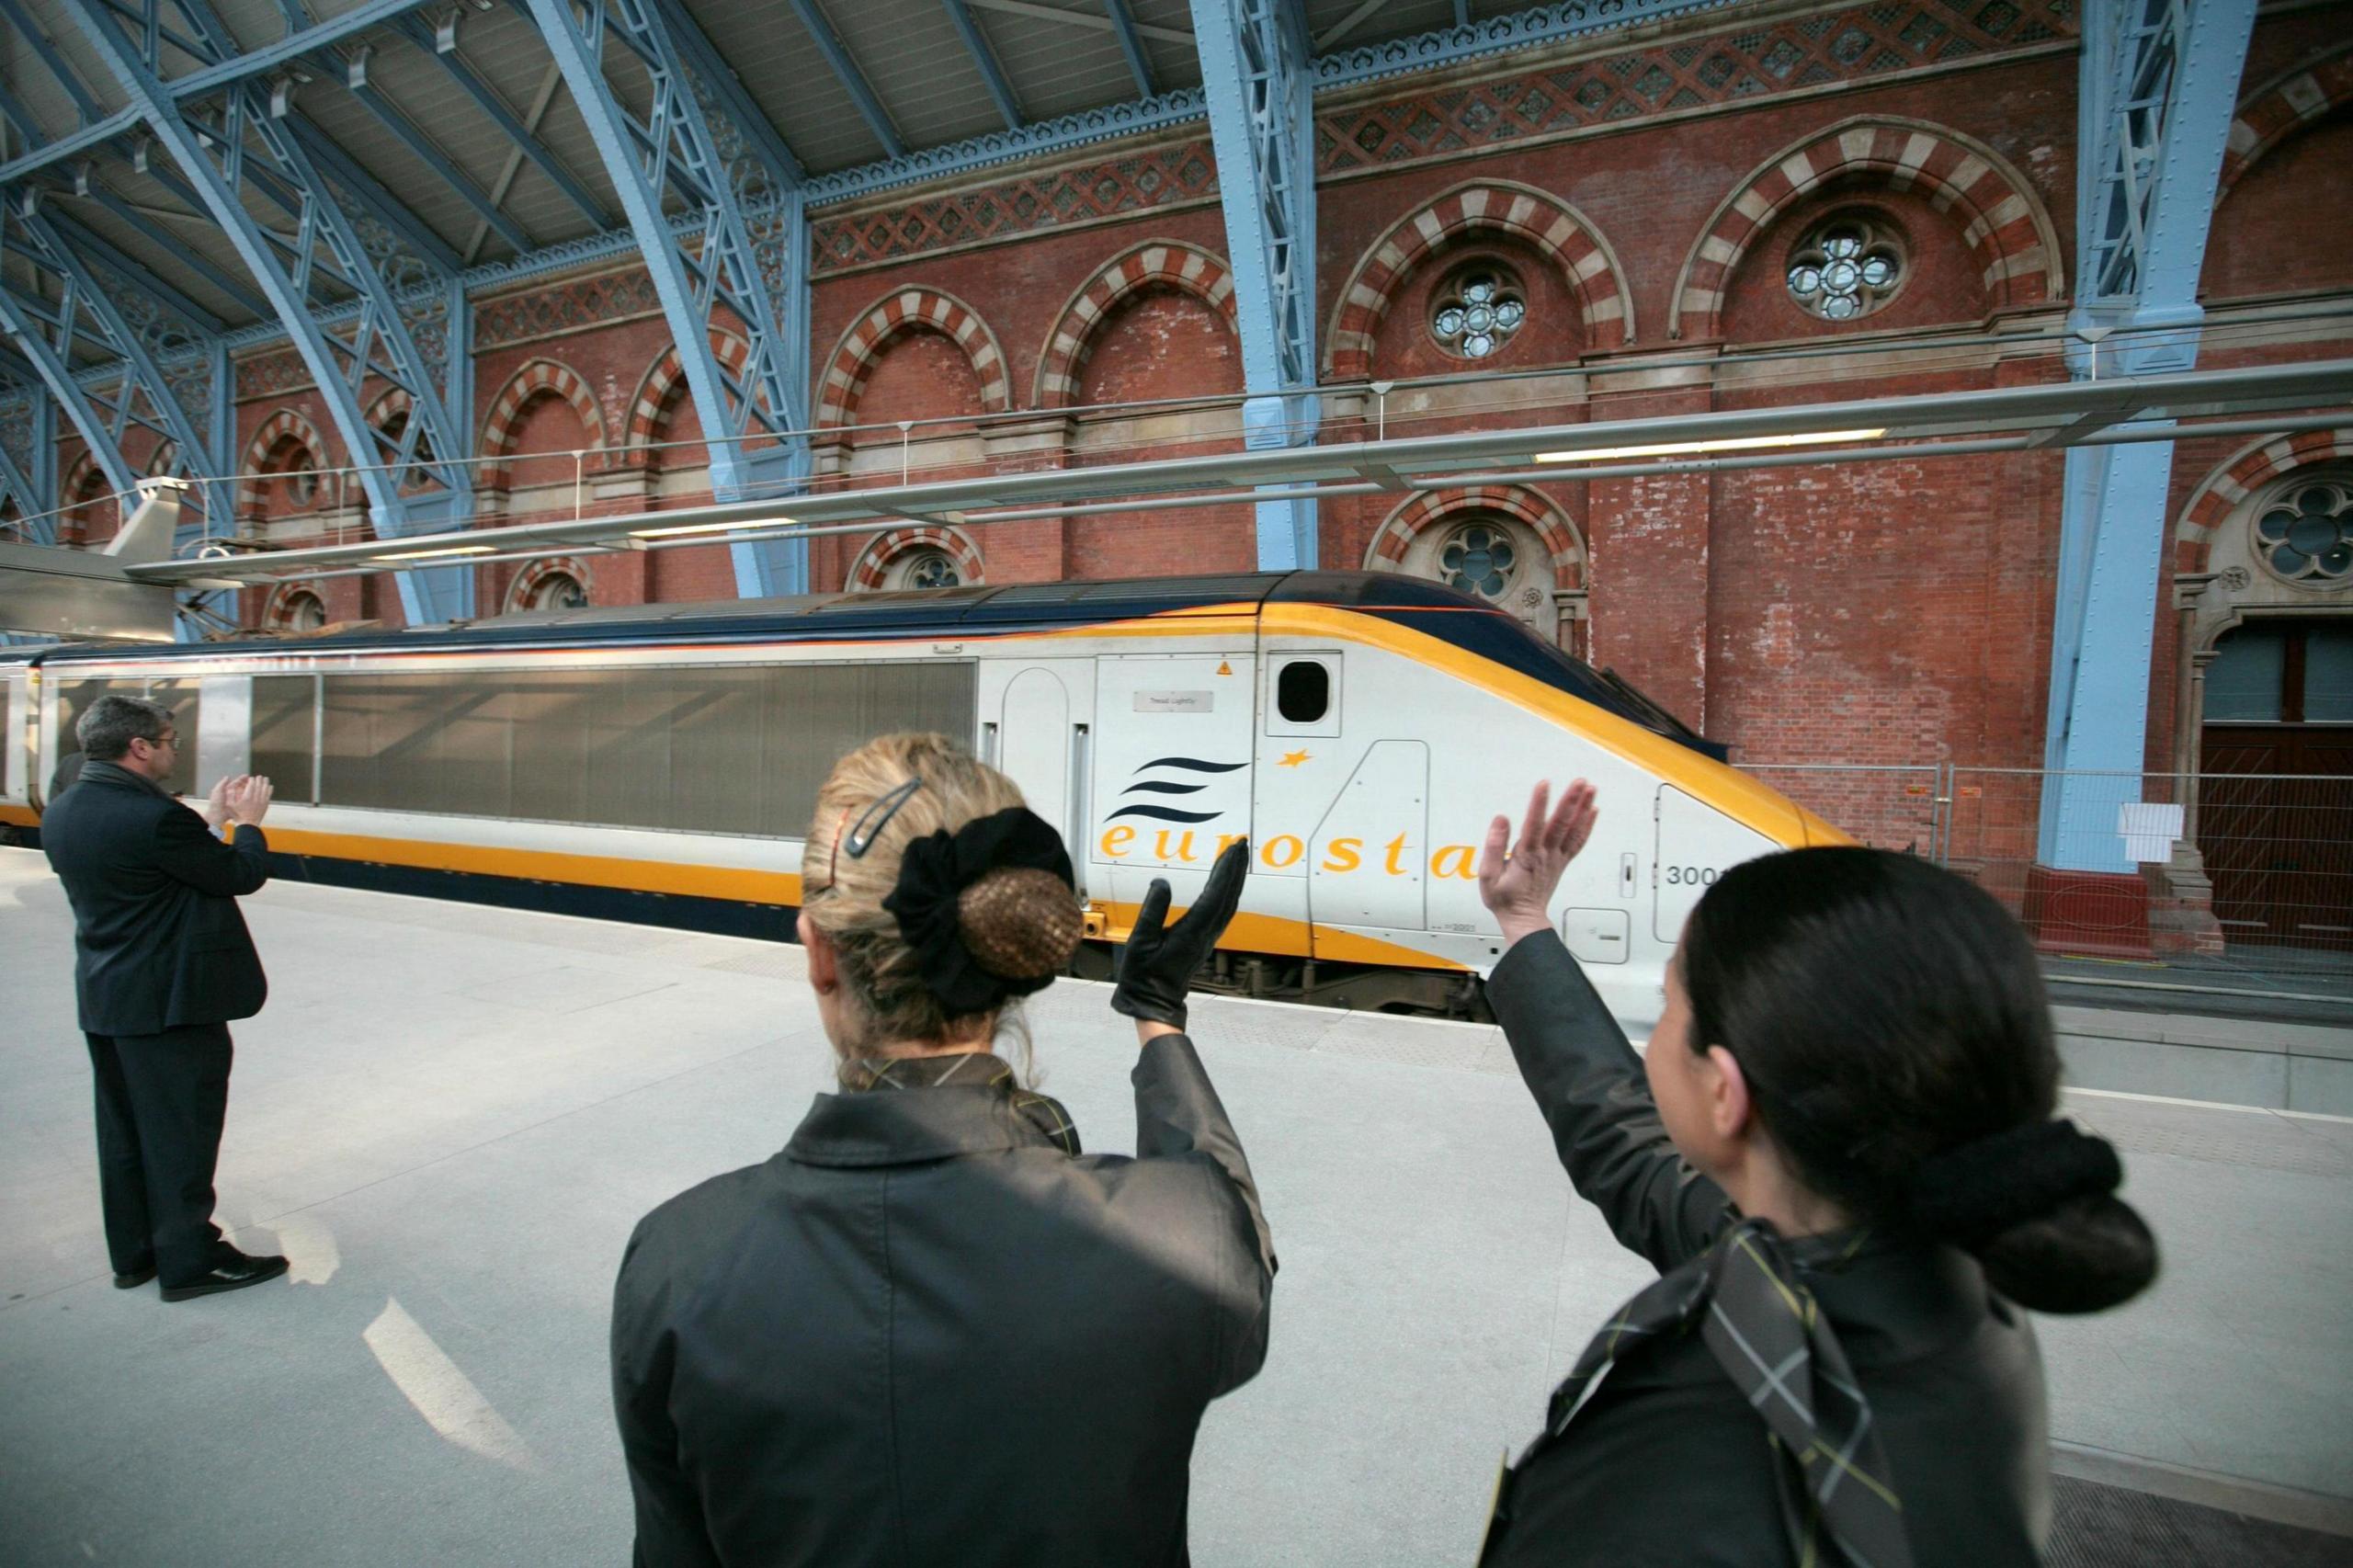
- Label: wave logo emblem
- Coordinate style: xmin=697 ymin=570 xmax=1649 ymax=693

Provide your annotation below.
xmin=1107 ymin=756 xmax=1245 ymax=824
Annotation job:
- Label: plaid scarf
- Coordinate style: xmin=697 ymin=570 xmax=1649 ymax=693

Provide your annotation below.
xmin=1494 ymin=1218 xmax=1914 ymax=1568
xmin=837 ymin=1051 xmax=1080 ymax=1155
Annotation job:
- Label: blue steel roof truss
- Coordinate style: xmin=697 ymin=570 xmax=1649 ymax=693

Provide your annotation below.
xmin=938 ymin=0 xmax=1023 ymax=131
xmin=523 ymin=0 xmax=812 ymax=597
xmin=64 ymin=0 xmax=479 ymax=626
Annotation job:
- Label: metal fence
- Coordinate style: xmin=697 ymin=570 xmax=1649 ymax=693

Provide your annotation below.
xmin=1744 ymin=762 xmax=2353 ymax=982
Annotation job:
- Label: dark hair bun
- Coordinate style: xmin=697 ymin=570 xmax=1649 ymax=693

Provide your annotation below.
xmin=1912 ymin=1120 xmax=2157 ymax=1314
xmin=1975 ymin=1195 xmax=2159 ymax=1314
xmin=958 ymin=868 xmax=1083 ymax=983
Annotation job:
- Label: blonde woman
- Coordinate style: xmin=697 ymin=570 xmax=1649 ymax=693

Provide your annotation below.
xmin=611 ymin=733 xmax=1273 ymax=1568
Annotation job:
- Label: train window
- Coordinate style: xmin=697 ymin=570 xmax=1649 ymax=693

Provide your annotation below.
xmin=51 ymin=677 xmax=201 ymax=796
xmin=317 ymin=661 xmax=975 ymax=835
xmin=249 ymin=676 xmax=320 ymax=804
xmin=1277 ymin=660 xmax=1329 ymax=723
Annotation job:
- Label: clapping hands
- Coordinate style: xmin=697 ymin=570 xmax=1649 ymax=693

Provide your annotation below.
xmin=202 ymin=774 xmax=275 ymax=829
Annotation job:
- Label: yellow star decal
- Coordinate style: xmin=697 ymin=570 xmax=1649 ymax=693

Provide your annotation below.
xmin=1278 ymin=749 xmax=1311 ymax=767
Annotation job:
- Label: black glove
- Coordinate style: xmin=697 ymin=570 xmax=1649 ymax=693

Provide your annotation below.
xmin=1111 ymin=838 xmax=1250 ymax=1030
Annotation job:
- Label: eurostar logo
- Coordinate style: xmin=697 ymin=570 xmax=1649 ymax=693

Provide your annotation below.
xmin=1106 ymin=756 xmax=1244 ymax=824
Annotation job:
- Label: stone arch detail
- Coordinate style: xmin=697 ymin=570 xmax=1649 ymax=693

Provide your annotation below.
xmin=846 ymin=524 xmax=985 ymax=591
xmin=503 ymin=554 xmax=595 ymax=613
xmin=263 ymin=579 xmax=332 ymax=631
xmin=2175 ymin=426 xmax=2353 ymax=578
xmin=1034 ymin=240 xmax=1237 ymax=409
xmin=479 ymin=358 xmax=608 ymax=490
xmin=623 ymin=331 xmax=754 ymax=462
xmin=237 ymin=407 xmax=331 ymax=515
xmin=1669 ymin=116 xmax=2063 ymax=340
xmin=1326 ymin=181 xmax=1634 ymax=377
xmin=1364 ymin=486 xmax=1586 ymax=587
xmin=818 ymin=287 xmax=1011 ymax=428
xmin=2219 ymin=42 xmax=2353 ymax=204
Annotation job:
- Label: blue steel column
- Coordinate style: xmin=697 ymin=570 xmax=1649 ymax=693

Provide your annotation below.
xmin=525 ymin=0 xmax=813 ymax=597
xmin=64 ymin=0 xmax=478 ymax=626
xmin=1190 ymin=0 xmax=1318 ymax=569
xmin=2038 ymin=0 xmax=2256 ymax=869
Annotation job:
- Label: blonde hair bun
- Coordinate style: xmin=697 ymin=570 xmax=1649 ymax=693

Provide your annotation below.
xmin=959 ymin=868 xmax=1085 ymax=981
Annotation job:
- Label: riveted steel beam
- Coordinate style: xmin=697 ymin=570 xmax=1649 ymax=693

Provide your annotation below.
xmin=2040 ymin=0 xmax=2258 ymax=870
xmin=1190 ymin=0 xmax=1317 ymax=569
xmin=66 ymin=0 xmax=478 ymax=626
xmin=525 ymin=0 xmax=812 ymax=596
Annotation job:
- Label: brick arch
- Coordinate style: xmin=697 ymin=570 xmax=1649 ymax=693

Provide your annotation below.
xmin=480 ymin=358 xmax=608 ymax=490
xmin=2219 ymin=42 xmax=2353 ymax=205
xmin=262 ymin=579 xmax=332 ymax=631
xmin=237 ymin=407 xmax=331 ymax=515
xmin=2174 ymin=427 xmax=2353 ymax=577
xmin=1670 ymin=117 xmax=2062 ymax=341
xmin=62 ymin=449 xmax=116 ymax=539
xmin=1034 ymin=240 xmax=1236 ymax=409
xmin=846 ymin=524 xmax=985 ymax=591
xmin=623 ymin=330 xmax=754 ymax=463
xmin=503 ymin=554 xmax=595 ymax=613
xmin=1326 ymin=181 xmax=1633 ymax=378
xmin=1363 ymin=486 xmax=1586 ymax=589
xmin=819 ymin=287 xmax=1010 ymax=428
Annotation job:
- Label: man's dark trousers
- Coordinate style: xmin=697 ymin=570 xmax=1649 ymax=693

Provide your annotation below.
xmin=85 ymin=1025 xmax=233 ymax=1282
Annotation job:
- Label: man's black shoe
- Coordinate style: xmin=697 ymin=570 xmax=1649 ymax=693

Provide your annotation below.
xmin=112 ymin=1264 xmax=157 ymax=1290
xmin=159 ymin=1252 xmax=290 ymax=1302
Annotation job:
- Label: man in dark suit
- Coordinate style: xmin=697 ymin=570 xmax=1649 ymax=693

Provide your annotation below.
xmin=41 ymin=694 xmax=289 ymax=1302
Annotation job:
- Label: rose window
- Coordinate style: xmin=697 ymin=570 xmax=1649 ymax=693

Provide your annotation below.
xmin=2255 ymin=481 xmax=2353 ymax=585
xmin=905 ymin=550 xmax=961 ymax=589
xmin=1439 ymin=523 xmax=1518 ymax=600
xmin=1787 ymin=217 xmax=1904 ymax=322
xmin=527 ymin=572 xmax=588 ymax=610
xmin=1431 ymin=265 xmax=1528 ymax=359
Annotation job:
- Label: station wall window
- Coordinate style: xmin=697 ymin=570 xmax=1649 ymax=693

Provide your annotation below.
xmin=51 ymin=677 xmax=201 ymax=795
xmin=316 ymin=661 xmax=975 ymax=835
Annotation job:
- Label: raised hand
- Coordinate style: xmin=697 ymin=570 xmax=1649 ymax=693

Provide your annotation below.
xmin=1477 ymin=779 xmax=1598 ymax=947
xmin=1111 ymin=838 xmax=1251 ymax=1032
xmin=226 ymin=774 xmax=274 ymax=827
xmin=203 ymin=774 xmax=241 ymax=829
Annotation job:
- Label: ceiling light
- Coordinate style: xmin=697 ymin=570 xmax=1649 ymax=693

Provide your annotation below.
xmin=372 ymin=543 xmax=493 ymax=561
xmin=1532 ymin=428 xmax=1888 ymax=463
xmin=627 ymin=517 xmax=796 ymax=539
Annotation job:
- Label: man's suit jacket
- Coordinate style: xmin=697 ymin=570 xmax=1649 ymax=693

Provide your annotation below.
xmin=42 ymin=761 xmax=270 ymax=1036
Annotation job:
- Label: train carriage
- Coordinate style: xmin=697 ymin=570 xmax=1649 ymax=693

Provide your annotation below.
xmin=1 ymin=572 xmax=1841 ymax=1032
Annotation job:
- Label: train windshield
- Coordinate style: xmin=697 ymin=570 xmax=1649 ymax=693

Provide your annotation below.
xmin=1455 ymin=608 xmax=1727 ymax=762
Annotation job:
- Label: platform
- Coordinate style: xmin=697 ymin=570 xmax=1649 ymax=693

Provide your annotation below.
xmin=2 ymin=846 xmax=2347 ymax=1566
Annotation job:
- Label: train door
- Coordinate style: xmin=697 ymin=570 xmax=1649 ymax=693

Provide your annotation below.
xmin=1090 ymin=652 xmax=1256 ymax=934
xmin=1306 ymin=740 xmax=1429 ymax=958
xmin=980 ymin=660 xmax=1097 ymax=896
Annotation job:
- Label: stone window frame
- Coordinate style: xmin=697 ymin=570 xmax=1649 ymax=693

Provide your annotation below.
xmin=1784 ymin=208 xmax=1908 ymax=324
xmin=2250 ymin=472 xmax=2353 ymax=588
xmin=1427 ymin=254 xmax=1531 ymax=361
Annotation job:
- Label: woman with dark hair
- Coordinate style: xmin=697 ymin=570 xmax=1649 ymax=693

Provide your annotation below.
xmin=1475 ymin=779 xmax=2157 ymax=1568
xmin=610 ymin=733 xmax=1274 ymax=1568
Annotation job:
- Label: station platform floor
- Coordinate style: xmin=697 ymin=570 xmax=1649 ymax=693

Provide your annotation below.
xmin=3 ymin=846 xmax=2348 ymax=1566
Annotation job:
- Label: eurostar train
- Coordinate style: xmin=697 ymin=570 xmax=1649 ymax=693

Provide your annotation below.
xmin=2 ymin=572 xmax=1841 ymax=1030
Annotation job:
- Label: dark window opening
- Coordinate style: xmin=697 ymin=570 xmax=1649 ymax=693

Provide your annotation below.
xmin=1277 ymin=660 xmax=1330 ymax=723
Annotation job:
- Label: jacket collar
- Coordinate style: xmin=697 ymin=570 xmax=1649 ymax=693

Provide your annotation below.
xmin=784 ymin=1085 xmax=1064 ymax=1168
xmin=80 ymin=760 xmax=167 ymax=798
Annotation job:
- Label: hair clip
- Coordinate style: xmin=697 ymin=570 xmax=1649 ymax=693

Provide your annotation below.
xmin=847 ymin=778 xmax=924 ymax=858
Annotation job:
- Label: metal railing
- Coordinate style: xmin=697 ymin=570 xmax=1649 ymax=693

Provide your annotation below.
xmin=1746 ymin=761 xmax=2353 ymax=982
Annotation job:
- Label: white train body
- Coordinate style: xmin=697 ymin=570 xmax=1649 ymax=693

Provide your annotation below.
xmin=2 ymin=572 xmax=1839 ymax=1033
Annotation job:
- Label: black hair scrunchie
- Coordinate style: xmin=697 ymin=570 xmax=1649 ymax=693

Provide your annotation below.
xmin=1909 ymin=1119 xmax=2122 ymax=1249
xmin=883 ymin=806 xmax=1074 ymax=1017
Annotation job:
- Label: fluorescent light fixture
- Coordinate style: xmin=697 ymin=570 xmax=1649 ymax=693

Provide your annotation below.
xmin=628 ymin=517 xmax=797 ymax=539
xmin=1532 ymin=428 xmax=1887 ymax=463
xmin=371 ymin=544 xmax=494 ymax=562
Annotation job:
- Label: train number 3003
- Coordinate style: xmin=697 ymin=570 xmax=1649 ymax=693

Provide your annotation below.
xmin=1663 ymin=865 xmax=1722 ymax=887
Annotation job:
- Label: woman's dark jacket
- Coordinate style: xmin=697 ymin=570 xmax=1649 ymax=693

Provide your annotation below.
xmin=1480 ymin=931 xmax=2051 ymax=1568
xmin=611 ymin=1032 xmax=1275 ymax=1568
